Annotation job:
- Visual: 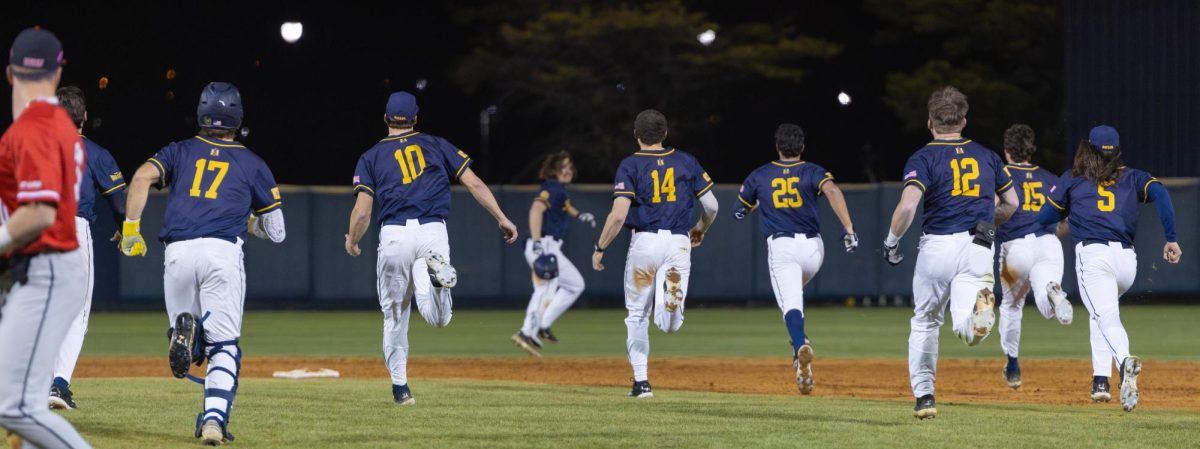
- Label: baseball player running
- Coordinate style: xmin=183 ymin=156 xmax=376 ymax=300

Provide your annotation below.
xmin=1038 ymin=125 xmax=1180 ymax=412
xmin=731 ymin=123 xmax=858 ymax=395
xmin=47 ymin=86 xmax=128 ymax=411
xmin=994 ymin=124 xmax=1073 ymax=390
xmin=512 ymin=150 xmax=595 ymax=357
xmin=0 ymin=28 xmax=93 ymax=449
xmin=592 ymin=109 xmax=718 ymax=398
xmin=122 ymin=82 xmax=286 ymax=445
xmin=345 ymin=91 xmax=518 ymax=406
xmin=883 ymin=86 xmax=1019 ymax=419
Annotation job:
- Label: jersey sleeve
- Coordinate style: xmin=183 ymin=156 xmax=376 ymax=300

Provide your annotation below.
xmin=737 ymin=172 xmax=758 ymax=208
xmin=250 ymin=160 xmax=282 ymax=214
xmin=439 ymin=139 xmax=473 ymax=179
xmin=90 ymin=147 xmax=126 ymax=197
xmin=902 ymin=153 xmax=931 ymax=192
xmin=148 ymin=143 xmax=178 ymax=187
xmin=691 ymin=157 xmax=714 ymax=198
xmin=811 ymin=164 xmax=834 ymax=197
xmin=1130 ymin=169 xmax=1161 ymax=203
xmin=613 ymin=159 xmax=637 ymax=199
xmin=994 ymin=152 xmax=1014 ymax=193
xmin=13 ymin=131 xmax=68 ymax=204
xmin=1046 ymin=172 xmax=1071 ymax=211
xmin=352 ymin=154 xmax=375 ymax=197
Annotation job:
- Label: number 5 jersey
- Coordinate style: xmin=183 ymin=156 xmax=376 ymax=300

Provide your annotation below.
xmin=149 ymin=135 xmax=282 ymax=243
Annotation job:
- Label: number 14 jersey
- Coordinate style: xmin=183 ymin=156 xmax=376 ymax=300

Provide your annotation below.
xmin=613 ymin=147 xmax=714 ymax=234
xmin=902 ymin=139 xmax=1013 ymax=235
xmin=353 ymin=131 xmax=473 ymax=226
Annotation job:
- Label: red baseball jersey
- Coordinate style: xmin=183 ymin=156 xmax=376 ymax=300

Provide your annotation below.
xmin=0 ymin=99 xmax=84 ymax=255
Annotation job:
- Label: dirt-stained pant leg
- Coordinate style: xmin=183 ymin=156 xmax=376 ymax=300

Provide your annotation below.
xmin=0 ymin=250 xmax=93 ymax=449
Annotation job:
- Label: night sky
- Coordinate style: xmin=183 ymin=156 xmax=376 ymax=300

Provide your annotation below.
xmin=0 ymin=2 xmax=1046 ymax=186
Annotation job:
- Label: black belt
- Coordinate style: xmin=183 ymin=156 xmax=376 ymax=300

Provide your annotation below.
xmin=634 ymin=229 xmax=688 ymax=236
xmin=1083 ymin=239 xmax=1133 ymax=249
xmin=769 ymin=232 xmax=819 ymax=241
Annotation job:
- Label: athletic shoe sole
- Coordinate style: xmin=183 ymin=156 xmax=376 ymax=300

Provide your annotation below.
xmin=200 ymin=422 xmax=224 ymax=446
xmin=1048 ymin=282 xmax=1073 ymax=325
xmin=972 ymin=289 xmax=996 ymax=339
xmin=1121 ymin=356 xmax=1143 ymax=412
xmin=48 ymin=396 xmax=73 ymax=410
xmin=510 ymin=333 xmax=542 ymax=358
xmin=425 ymin=252 xmax=458 ymax=288
xmin=913 ymin=408 xmax=937 ymax=419
xmin=1092 ymin=391 xmax=1111 ymax=402
xmin=169 ymin=313 xmax=195 ymax=379
xmin=1004 ymin=370 xmax=1022 ymax=389
xmin=795 ymin=345 xmax=814 ymax=395
xmin=664 ymin=268 xmax=683 ymax=313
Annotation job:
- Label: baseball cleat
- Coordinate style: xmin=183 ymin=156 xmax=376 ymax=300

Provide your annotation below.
xmin=425 ymin=252 xmax=457 ymax=288
xmin=49 ymin=378 xmax=76 ymax=410
xmin=663 ymin=268 xmax=684 ymax=313
xmin=1091 ymin=376 xmax=1111 ymax=402
xmin=794 ymin=344 xmax=814 ymax=395
xmin=971 ymin=288 xmax=996 ymax=339
xmin=538 ymin=327 xmax=559 ymax=343
xmin=510 ymin=332 xmax=543 ymax=358
xmin=168 ymin=312 xmax=196 ymax=379
xmin=200 ymin=420 xmax=225 ymax=446
xmin=913 ymin=394 xmax=937 ymax=419
xmin=1003 ymin=356 xmax=1021 ymax=389
xmin=1120 ymin=356 xmax=1143 ymax=412
xmin=629 ymin=380 xmax=653 ymax=398
xmin=1047 ymin=282 xmax=1073 ymax=325
xmin=393 ymin=384 xmax=416 ymax=406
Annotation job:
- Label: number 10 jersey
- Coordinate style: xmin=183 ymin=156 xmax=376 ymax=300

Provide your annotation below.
xmin=353 ymin=131 xmax=473 ymax=226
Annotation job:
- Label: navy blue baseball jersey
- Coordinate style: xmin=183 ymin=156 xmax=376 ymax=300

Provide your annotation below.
xmin=536 ymin=179 xmax=572 ymax=239
xmin=353 ymin=131 xmax=472 ymax=225
xmin=737 ymin=160 xmax=833 ymax=237
xmin=902 ymin=139 xmax=1013 ymax=235
xmin=77 ymin=136 xmax=126 ymax=223
xmin=996 ymin=164 xmax=1057 ymax=242
xmin=613 ymin=147 xmax=713 ymax=234
xmin=1047 ymin=168 xmax=1158 ymax=246
xmin=148 ymin=136 xmax=282 ymax=243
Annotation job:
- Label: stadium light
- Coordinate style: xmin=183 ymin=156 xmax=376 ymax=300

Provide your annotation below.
xmin=837 ymin=91 xmax=852 ymax=106
xmin=697 ymin=29 xmax=716 ymax=46
xmin=415 ymin=79 xmax=428 ymax=91
xmin=281 ymin=22 xmax=303 ymax=43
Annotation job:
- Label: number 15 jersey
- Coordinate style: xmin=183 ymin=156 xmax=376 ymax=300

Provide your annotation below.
xmin=612 ymin=147 xmax=713 ymax=234
xmin=149 ymin=136 xmax=282 ymax=243
xmin=353 ymin=131 xmax=473 ymax=226
xmin=902 ymin=139 xmax=1013 ymax=235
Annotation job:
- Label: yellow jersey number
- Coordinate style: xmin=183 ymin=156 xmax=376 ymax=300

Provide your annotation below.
xmin=950 ymin=157 xmax=980 ymax=197
xmin=1022 ymin=181 xmax=1045 ymax=211
xmin=650 ymin=167 xmax=677 ymax=203
xmin=394 ymin=145 xmax=427 ymax=184
xmin=189 ymin=158 xmax=230 ymax=199
xmin=1097 ymin=184 xmax=1116 ymax=212
xmin=771 ymin=177 xmax=803 ymax=208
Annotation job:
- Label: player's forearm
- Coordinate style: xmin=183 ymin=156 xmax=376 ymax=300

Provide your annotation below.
xmin=2 ymin=203 xmax=57 ymax=250
xmin=888 ymin=206 xmax=915 ymax=241
xmin=692 ymin=191 xmax=718 ymax=233
xmin=1148 ymin=183 xmax=1178 ymax=242
xmin=993 ymin=189 xmax=1019 ymax=226
xmin=596 ymin=199 xmax=630 ymax=250
xmin=124 ymin=164 xmax=157 ymax=221
xmin=528 ymin=202 xmax=546 ymax=240
xmin=347 ymin=205 xmax=371 ymax=245
xmin=823 ymin=184 xmax=855 ymax=234
xmin=461 ymin=173 xmax=509 ymax=223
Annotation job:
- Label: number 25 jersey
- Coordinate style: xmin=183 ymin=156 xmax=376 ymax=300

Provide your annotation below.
xmin=902 ymin=139 xmax=1013 ymax=235
xmin=149 ymin=136 xmax=282 ymax=243
xmin=612 ymin=147 xmax=713 ymax=234
xmin=353 ymin=131 xmax=473 ymax=226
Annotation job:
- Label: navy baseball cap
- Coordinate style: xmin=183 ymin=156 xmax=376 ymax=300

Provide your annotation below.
xmin=9 ymin=27 xmax=63 ymax=71
xmin=386 ymin=91 xmax=419 ymax=122
xmin=1088 ymin=125 xmax=1120 ymax=153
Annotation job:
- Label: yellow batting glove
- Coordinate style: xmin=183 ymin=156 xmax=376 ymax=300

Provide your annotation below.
xmin=120 ymin=219 xmax=147 ymax=257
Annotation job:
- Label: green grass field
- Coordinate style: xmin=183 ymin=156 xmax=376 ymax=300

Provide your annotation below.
xmin=53 ymin=306 xmax=1200 ymax=448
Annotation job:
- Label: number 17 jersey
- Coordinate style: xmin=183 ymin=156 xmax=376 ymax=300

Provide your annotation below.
xmin=902 ymin=139 xmax=1012 ymax=235
xmin=353 ymin=131 xmax=473 ymax=225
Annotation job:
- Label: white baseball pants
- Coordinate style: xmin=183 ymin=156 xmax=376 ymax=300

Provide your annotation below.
xmin=520 ymin=237 xmax=585 ymax=338
xmin=377 ymin=220 xmax=453 ymax=386
xmin=53 ymin=217 xmax=95 ymax=384
xmin=998 ymin=234 xmax=1065 ymax=358
xmin=1074 ymin=242 xmax=1136 ymax=377
xmin=766 ymin=234 xmax=824 ymax=316
xmin=624 ymin=230 xmax=692 ymax=382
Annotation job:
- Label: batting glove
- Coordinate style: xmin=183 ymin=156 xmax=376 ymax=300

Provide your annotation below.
xmin=577 ymin=212 xmax=596 ymax=228
xmin=733 ymin=206 xmax=750 ymax=220
xmin=843 ymin=233 xmax=859 ymax=253
xmin=532 ymin=239 xmax=544 ymax=255
xmin=120 ymin=219 xmax=147 ymax=257
xmin=882 ymin=242 xmax=903 ymax=266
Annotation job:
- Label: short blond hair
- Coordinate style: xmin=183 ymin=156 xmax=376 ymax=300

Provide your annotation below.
xmin=927 ymin=86 xmax=968 ymax=133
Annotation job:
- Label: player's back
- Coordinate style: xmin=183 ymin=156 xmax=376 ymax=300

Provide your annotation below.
xmin=739 ymin=160 xmax=832 ymax=237
xmin=996 ymin=164 xmax=1057 ymax=242
xmin=151 ymin=136 xmax=280 ymax=243
xmin=613 ymin=147 xmax=713 ymax=234
xmin=78 ymin=137 xmax=125 ymax=222
xmin=537 ymin=179 xmax=571 ymax=239
xmin=1049 ymin=168 xmax=1156 ymax=246
xmin=354 ymin=131 xmax=472 ymax=226
xmin=903 ymin=139 xmax=1011 ymax=234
